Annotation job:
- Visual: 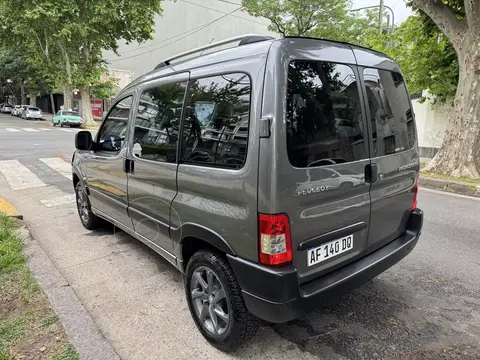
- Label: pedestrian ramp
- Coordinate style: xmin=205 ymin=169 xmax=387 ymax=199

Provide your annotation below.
xmin=0 ymin=157 xmax=77 ymax=208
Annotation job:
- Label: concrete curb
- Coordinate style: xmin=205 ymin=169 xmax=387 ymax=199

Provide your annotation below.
xmin=20 ymin=225 xmax=121 ymax=360
xmin=0 ymin=197 xmax=23 ymax=219
xmin=419 ymin=177 xmax=480 ymax=198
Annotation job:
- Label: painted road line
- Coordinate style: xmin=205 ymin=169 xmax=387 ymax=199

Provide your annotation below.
xmin=5 ymin=128 xmax=21 ymax=132
xmin=40 ymin=194 xmax=76 ymax=208
xmin=40 ymin=128 xmax=52 ymax=131
xmin=0 ymin=198 xmax=23 ymax=219
xmin=23 ymin=128 xmax=40 ymax=132
xmin=58 ymin=129 xmax=74 ymax=132
xmin=0 ymin=160 xmax=46 ymax=190
xmin=39 ymin=157 xmax=72 ymax=180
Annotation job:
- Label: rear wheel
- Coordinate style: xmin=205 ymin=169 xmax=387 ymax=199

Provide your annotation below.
xmin=185 ymin=250 xmax=258 ymax=352
xmin=75 ymin=182 xmax=103 ymax=230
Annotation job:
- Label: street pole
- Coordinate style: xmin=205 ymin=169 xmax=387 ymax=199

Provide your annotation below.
xmin=351 ymin=5 xmax=395 ymax=34
xmin=379 ymin=0 xmax=384 ymax=34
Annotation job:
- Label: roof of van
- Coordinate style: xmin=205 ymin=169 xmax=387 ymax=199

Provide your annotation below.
xmin=120 ymin=35 xmax=396 ymax=94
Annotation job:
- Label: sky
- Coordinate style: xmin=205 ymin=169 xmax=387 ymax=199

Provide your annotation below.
xmin=352 ymin=0 xmax=413 ymax=25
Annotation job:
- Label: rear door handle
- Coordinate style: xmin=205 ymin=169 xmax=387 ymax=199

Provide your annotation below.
xmin=365 ymin=163 xmax=378 ymax=183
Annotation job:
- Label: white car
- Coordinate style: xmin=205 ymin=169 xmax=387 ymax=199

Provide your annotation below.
xmin=297 ymin=167 xmax=365 ymax=194
xmin=11 ymin=105 xmax=23 ymax=116
xmin=22 ymin=106 xmax=44 ymax=120
xmin=1 ymin=104 xmax=13 ymax=113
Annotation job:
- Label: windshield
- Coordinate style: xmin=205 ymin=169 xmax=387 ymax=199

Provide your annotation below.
xmin=28 ymin=107 xmax=40 ymax=111
xmin=63 ymin=111 xmax=79 ymax=116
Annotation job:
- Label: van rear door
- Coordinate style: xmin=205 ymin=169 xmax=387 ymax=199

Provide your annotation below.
xmin=259 ymin=39 xmax=372 ymax=283
xmin=359 ymin=64 xmax=419 ymax=253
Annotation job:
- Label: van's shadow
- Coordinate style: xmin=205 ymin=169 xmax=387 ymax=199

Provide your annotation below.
xmin=89 ymin=227 xmax=476 ymax=359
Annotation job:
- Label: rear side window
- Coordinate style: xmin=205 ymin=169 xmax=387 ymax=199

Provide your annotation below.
xmin=363 ymin=68 xmax=416 ymax=156
xmin=133 ymin=82 xmax=187 ymax=163
xmin=180 ymin=73 xmax=250 ymax=169
xmin=286 ymin=61 xmax=367 ymax=168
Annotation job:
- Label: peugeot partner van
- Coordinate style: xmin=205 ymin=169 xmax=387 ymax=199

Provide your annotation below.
xmin=72 ymin=35 xmax=423 ymax=351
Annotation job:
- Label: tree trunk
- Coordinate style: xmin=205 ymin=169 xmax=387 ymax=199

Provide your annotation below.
xmin=49 ymin=93 xmax=56 ymax=114
xmin=21 ymin=84 xmax=27 ymax=105
xmin=80 ymin=88 xmax=95 ymax=126
xmin=424 ymin=38 xmax=480 ymax=178
xmin=63 ymin=88 xmax=73 ymax=110
xmin=29 ymin=93 xmax=36 ymax=106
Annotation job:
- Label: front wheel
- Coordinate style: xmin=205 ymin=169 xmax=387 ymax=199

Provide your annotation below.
xmin=75 ymin=182 xmax=103 ymax=230
xmin=185 ymin=250 xmax=259 ymax=352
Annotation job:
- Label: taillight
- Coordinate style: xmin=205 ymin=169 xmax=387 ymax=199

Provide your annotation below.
xmin=412 ymin=177 xmax=419 ymax=210
xmin=259 ymin=213 xmax=292 ymax=265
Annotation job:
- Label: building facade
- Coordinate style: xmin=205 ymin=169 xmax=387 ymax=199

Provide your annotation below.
xmin=104 ymin=0 xmax=274 ymax=81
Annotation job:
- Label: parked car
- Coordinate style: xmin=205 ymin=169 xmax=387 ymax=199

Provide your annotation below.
xmin=52 ymin=110 xmax=83 ymax=127
xmin=16 ymin=105 xmax=28 ymax=117
xmin=72 ymin=35 xmax=423 ymax=351
xmin=22 ymin=106 xmax=44 ymax=120
xmin=1 ymin=104 xmax=13 ymax=113
xmin=11 ymin=105 xmax=23 ymax=116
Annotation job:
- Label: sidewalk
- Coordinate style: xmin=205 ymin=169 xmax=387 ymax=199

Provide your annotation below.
xmin=419 ymin=175 xmax=480 ymax=197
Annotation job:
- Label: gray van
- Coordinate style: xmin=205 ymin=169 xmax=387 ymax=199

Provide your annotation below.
xmin=72 ymin=35 xmax=423 ymax=351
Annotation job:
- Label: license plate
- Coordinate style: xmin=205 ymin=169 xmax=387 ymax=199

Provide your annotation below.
xmin=307 ymin=234 xmax=353 ymax=267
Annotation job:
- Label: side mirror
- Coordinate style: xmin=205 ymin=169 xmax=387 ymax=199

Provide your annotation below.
xmin=75 ymin=131 xmax=93 ymax=150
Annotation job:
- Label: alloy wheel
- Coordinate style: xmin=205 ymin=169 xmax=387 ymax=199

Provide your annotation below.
xmin=190 ymin=266 xmax=230 ymax=336
xmin=76 ymin=188 xmax=89 ymax=224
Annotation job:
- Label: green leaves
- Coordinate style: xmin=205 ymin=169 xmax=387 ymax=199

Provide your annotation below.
xmin=359 ymin=15 xmax=458 ymax=103
xmin=0 ymin=0 xmax=163 ymax=100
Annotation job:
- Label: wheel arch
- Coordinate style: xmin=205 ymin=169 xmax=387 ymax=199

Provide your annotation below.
xmin=174 ymin=224 xmax=236 ymax=271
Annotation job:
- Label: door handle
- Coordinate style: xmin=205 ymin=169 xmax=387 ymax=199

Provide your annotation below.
xmin=124 ymin=159 xmax=135 ymax=174
xmin=365 ymin=163 xmax=378 ymax=183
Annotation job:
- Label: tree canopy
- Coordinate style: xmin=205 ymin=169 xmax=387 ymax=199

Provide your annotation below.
xmin=0 ymin=0 xmax=163 ymax=123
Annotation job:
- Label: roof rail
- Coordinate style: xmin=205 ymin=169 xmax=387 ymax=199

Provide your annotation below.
xmin=154 ymin=34 xmax=274 ymax=70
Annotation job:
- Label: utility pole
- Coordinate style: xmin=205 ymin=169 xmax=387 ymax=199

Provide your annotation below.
xmin=378 ymin=0 xmax=384 ymax=33
xmin=351 ymin=5 xmax=395 ymax=34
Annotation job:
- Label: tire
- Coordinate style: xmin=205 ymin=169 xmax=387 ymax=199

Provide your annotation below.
xmin=75 ymin=182 xmax=103 ymax=230
xmin=339 ymin=182 xmax=354 ymax=189
xmin=185 ymin=250 xmax=259 ymax=352
xmin=60 ymin=122 xmax=63 ymax=127
xmin=53 ymin=121 xmax=57 ymax=127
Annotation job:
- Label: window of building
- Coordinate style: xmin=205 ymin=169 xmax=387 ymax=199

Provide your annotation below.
xmin=132 ymin=82 xmax=187 ymax=163
xmin=363 ymin=68 xmax=416 ymax=156
xmin=180 ymin=73 xmax=251 ymax=169
xmin=97 ymin=96 xmax=133 ymax=152
xmin=286 ymin=61 xmax=366 ymax=168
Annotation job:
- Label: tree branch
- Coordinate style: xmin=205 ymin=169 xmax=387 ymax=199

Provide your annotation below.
xmin=270 ymin=16 xmax=287 ymax=36
xmin=412 ymin=0 xmax=468 ymax=48
xmin=464 ymin=0 xmax=480 ymax=29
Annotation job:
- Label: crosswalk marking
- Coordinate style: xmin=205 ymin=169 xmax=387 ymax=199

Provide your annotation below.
xmin=0 ymin=127 xmax=95 ymax=133
xmin=39 ymin=158 xmax=72 ymax=180
xmin=0 ymin=160 xmax=46 ymax=190
xmin=40 ymin=194 xmax=76 ymax=208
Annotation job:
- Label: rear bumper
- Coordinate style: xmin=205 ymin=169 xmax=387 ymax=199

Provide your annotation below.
xmin=228 ymin=208 xmax=423 ymax=323
xmin=61 ymin=121 xmax=82 ymax=125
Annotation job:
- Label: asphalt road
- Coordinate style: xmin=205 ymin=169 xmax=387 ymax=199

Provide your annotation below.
xmin=1 ymin=113 xmax=479 ymax=360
